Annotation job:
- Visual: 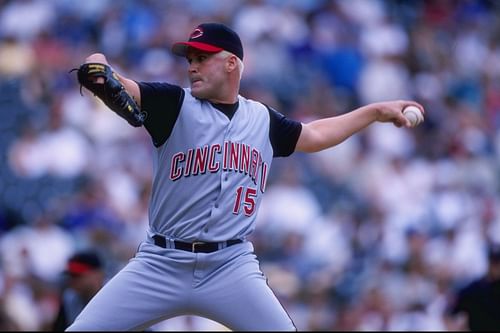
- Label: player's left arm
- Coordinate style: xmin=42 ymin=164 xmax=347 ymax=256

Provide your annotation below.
xmin=295 ymin=100 xmax=424 ymax=153
xmin=82 ymin=53 xmax=142 ymax=106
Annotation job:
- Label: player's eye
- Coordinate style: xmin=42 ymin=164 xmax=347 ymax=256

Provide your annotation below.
xmin=186 ymin=55 xmax=207 ymax=65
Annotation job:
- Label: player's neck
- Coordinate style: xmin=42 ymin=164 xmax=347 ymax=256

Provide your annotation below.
xmin=209 ymin=76 xmax=239 ymax=104
xmin=209 ymin=97 xmax=238 ymax=104
xmin=208 ymin=89 xmax=239 ymax=104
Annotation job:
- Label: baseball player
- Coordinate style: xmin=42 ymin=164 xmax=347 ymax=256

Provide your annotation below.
xmin=67 ymin=22 xmax=425 ymax=331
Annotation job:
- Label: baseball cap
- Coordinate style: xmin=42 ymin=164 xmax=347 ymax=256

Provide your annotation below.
xmin=65 ymin=251 xmax=103 ymax=276
xmin=171 ymin=23 xmax=244 ymax=60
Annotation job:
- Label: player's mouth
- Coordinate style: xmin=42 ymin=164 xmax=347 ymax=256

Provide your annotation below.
xmin=190 ymin=76 xmax=202 ymax=83
xmin=190 ymin=77 xmax=203 ymax=86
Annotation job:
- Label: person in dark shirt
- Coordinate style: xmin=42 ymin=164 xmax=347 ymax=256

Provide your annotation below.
xmin=446 ymin=244 xmax=500 ymax=331
xmin=52 ymin=250 xmax=105 ymax=331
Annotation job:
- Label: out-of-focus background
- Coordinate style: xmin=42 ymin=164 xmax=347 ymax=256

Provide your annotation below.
xmin=1 ymin=0 xmax=499 ymax=331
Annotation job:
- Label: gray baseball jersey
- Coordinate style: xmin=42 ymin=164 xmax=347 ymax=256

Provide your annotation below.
xmin=151 ymin=88 xmax=274 ymax=241
xmin=66 ymin=84 xmax=301 ymax=331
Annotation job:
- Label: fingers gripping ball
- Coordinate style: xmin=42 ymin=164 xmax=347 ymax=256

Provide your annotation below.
xmin=73 ymin=63 xmax=146 ymax=127
xmin=403 ymin=105 xmax=424 ymax=127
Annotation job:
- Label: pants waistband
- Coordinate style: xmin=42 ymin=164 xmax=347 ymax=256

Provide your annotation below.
xmin=152 ymin=234 xmax=243 ymax=253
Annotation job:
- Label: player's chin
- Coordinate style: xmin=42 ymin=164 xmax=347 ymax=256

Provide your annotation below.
xmin=191 ymin=86 xmax=210 ymax=99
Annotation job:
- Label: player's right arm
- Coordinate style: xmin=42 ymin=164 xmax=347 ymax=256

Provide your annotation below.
xmin=296 ymin=100 xmax=424 ymax=153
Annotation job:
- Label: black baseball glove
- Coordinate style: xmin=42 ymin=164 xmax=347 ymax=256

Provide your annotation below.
xmin=71 ymin=63 xmax=146 ymax=127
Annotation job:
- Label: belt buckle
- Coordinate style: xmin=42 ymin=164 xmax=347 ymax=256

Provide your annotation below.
xmin=191 ymin=241 xmax=205 ymax=252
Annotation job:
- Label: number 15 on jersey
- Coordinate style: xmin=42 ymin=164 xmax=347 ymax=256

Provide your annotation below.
xmin=232 ymin=186 xmax=257 ymax=216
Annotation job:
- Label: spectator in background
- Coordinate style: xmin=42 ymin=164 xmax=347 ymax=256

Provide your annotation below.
xmin=445 ymin=244 xmax=500 ymax=331
xmin=52 ymin=250 xmax=105 ymax=331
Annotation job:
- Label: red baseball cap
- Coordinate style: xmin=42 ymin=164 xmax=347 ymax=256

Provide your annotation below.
xmin=171 ymin=23 xmax=244 ymax=60
xmin=65 ymin=251 xmax=102 ymax=276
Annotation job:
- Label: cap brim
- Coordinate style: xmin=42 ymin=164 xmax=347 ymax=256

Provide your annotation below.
xmin=64 ymin=261 xmax=96 ymax=276
xmin=171 ymin=42 xmax=223 ymax=57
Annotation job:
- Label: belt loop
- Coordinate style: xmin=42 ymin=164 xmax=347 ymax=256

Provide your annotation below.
xmin=166 ymin=237 xmax=176 ymax=249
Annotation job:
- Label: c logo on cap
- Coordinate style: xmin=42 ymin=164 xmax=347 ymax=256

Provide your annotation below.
xmin=190 ymin=28 xmax=203 ymax=39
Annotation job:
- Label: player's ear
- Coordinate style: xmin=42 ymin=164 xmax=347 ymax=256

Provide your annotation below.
xmin=225 ymin=55 xmax=238 ymax=73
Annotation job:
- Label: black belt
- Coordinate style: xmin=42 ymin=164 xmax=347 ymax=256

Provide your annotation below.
xmin=152 ymin=235 xmax=242 ymax=253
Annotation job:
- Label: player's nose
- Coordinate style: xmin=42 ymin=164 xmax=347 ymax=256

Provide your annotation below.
xmin=188 ymin=62 xmax=199 ymax=74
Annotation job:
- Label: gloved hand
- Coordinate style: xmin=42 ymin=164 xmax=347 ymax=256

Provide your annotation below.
xmin=72 ymin=63 xmax=146 ymax=127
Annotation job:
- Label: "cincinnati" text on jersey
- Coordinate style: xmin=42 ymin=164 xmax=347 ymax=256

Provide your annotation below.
xmin=169 ymin=141 xmax=269 ymax=193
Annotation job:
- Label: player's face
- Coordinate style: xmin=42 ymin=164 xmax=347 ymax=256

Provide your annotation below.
xmin=186 ymin=50 xmax=227 ymax=100
xmin=68 ymin=271 xmax=103 ymax=299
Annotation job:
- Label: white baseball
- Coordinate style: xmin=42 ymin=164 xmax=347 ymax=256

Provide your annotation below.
xmin=403 ymin=105 xmax=424 ymax=127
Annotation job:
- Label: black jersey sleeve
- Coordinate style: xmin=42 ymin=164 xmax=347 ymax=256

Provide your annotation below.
xmin=138 ymin=82 xmax=185 ymax=147
xmin=265 ymin=105 xmax=302 ymax=157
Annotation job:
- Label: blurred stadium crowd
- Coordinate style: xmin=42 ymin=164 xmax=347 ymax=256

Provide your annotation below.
xmin=1 ymin=0 xmax=500 ymax=330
